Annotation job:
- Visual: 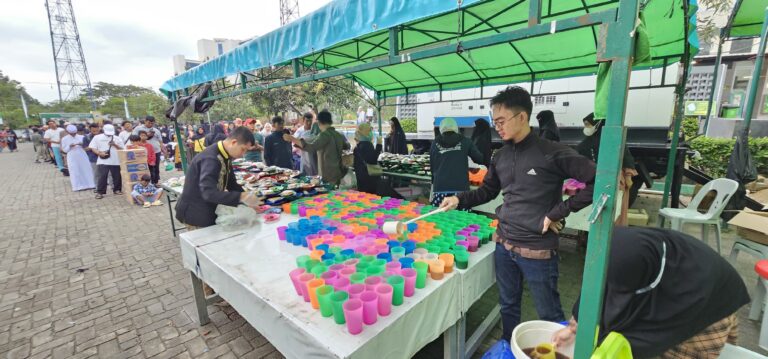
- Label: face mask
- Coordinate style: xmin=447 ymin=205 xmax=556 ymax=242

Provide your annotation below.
xmin=583 ymin=126 xmax=597 ymax=137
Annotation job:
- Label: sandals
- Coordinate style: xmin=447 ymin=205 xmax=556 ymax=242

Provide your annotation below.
xmin=143 ymin=202 xmax=152 ymax=208
xmin=114 ymin=191 xmax=123 ymax=195
xmin=95 ymin=194 xmax=103 ymax=199
xmin=151 ymin=201 xmax=163 ymax=206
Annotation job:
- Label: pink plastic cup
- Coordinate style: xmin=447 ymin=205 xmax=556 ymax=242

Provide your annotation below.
xmin=348 ymin=283 xmax=366 ymax=300
xmin=297 ymin=273 xmax=316 ymax=302
xmin=343 ymin=299 xmax=364 ymax=335
xmin=329 ymin=264 xmax=346 ymax=272
xmin=289 ymin=268 xmax=307 ymax=296
xmin=339 ymin=267 xmax=356 ymax=278
xmin=364 ymin=276 xmax=383 ymax=291
xmin=277 ymin=226 xmax=288 ymax=241
xmin=401 ymin=268 xmax=417 ymax=297
xmin=360 ymin=291 xmax=378 ymax=325
xmin=321 ymin=271 xmax=338 ymax=286
xmin=376 ymin=283 xmax=393 ymax=316
xmin=333 ymin=276 xmax=350 ymax=292
xmin=467 ymin=236 xmax=480 ymax=252
xmin=385 ymin=261 xmax=402 ymax=273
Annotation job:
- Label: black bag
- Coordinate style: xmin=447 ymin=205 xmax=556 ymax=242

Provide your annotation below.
xmin=722 ymin=127 xmax=757 ymax=220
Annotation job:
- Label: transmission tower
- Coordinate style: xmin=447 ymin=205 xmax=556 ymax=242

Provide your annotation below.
xmin=45 ymin=0 xmax=95 ymax=108
xmin=279 ymin=0 xmax=300 ymax=25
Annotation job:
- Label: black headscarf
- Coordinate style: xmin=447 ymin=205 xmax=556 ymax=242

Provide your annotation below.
xmin=471 ymin=118 xmax=492 ymax=166
xmin=576 ymin=112 xmax=635 ymax=170
xmin=573 ymin=227 xmax=749 ymax=358
xmin=205 ymin=124 xmax=227 ymax=147
xmin=192 ymin=127 xmax=206 ymax=140
xmin=536 ymin=110 xmax=560 ymax=142
xmin=386 ymin=117 xmax=408 ymax=155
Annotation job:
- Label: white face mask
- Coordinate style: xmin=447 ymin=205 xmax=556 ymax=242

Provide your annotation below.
xmin=583 ymin=126 xmax=597 ymax=137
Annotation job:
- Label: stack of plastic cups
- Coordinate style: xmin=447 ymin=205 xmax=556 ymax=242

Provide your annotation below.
xmin=307 ymin=278 xmax=325 ymax=309
xmin=298 ymin=273 xmax=316 ymax=302
xmin=317 ymin=285 xmax=335 ymax=317
xmin=424 ymin=253 xmax=439 ymax=263
xmin=385 ymin=261 xmax=401 ymax=275
xmin=320 ymin=271 xmax=338 ymax=286
xmin=311 ymin=265 xmax=327 ymax=277
xmin=296 ymin=255 xmax=311 ymax=270
xmin=377 ymin=253 xmax=392 ymax=262
xmin=289 ymin=268 xmax=306 ymax=296
xmin=376 ymin=283 xmax=393 ymax=315
xmin=348 ymin=283 xmax=365 ymax=299
xmin=364 ymin=276 xmax=382 ymax=291
xmin=414 ymin=262 xmax=428 ymax=289
xmin=360 ymin=291 xmax=378 ymax=325
xmin=334 ymin=276 xmax=351 ymax=292
xmin=343 ymin=299 xmax=364 ymax=335
xmin=401 ymin=268 xmax=417 ymax=297
xmin=387 ymin=275 xmax=405 ymax=306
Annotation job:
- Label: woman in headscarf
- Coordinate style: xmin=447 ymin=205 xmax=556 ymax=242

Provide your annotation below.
xmin=552 ymin=227 xmax=749 ymax=359
xmin=536 ymin=110 xmax=560 ymax=142
xmin=353 ymin=123 xmax=383 ymax=194
xmin=204 ymin=124 xmax=227 ymax=147
xmin=576 ymin=113 xmax=637 ymax=224
xmin=188 ymin=127 xmax=207 ymax=160
xmin=261 ymin=122 xmax=273 ymax=137
xmin=470 ymin=118 xmax=492 ymax=166
xmin=385 ymin=117 xmax=408 ymax=155
xmin=429 ymin=118 xmax=484 ymax=208
xmin=60 ymin=124 xmax=95 ymax=191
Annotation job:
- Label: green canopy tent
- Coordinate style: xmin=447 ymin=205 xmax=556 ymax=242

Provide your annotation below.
xmin=161 ymin=0 xmax=696 ymax=357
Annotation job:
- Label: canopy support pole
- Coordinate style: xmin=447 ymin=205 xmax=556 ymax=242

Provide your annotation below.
xmin=573 ymin=0 xmax=638 ymax=357
xmin=704 ymin=32 xmax=724 ymax=134
xmin=375 ymin=91 xmax=382 ymax=140
xmin=171 ymin=92 xmax=188 ymax=173
xmin=741 ymin=8 xmax=768 ymax=132
xmin=660 ymin=0 xmax=693 ymax=213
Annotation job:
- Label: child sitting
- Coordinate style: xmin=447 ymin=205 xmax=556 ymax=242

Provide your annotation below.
xmin=132 ymin=174 xmax=164 ymax=208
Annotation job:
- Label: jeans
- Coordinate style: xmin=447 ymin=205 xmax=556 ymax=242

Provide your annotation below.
xmin=494 ymin=242 xmax=565 ymax=341
xmin=149 ymin=152 xmax=161 ymax=184
xmin=96 ymin=165 xmax=122 ymax=194
xmin=52 ymin=147 xmax=64 ymax=170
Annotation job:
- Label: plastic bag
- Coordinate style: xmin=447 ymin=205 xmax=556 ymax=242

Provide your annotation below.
xmin=165 ymin=160 xmax=174 ymax=172
xmin=339 ymin=170 xmax=356 ymax=190
xmin=481 ymin=340 xmax=514 ymax=359
xmin=215 ymin=205 xmax=259 ymax=231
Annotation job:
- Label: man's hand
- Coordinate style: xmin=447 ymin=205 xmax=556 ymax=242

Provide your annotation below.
xmin=542 ymin=216 xmax=563 ymax=234
xmin=439 ymin=196 xmax=459 ymax=210
xmin=551 ymin=327 xmax=576 ymax=348
xmin=283 ymin=134 xmax=294 ymax=142
xmin=240 ymin=192 xmax=263 ymax=208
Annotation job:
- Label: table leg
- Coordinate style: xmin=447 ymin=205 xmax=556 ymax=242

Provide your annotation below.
xmin=166 ymin=193 xmax=177 ymax=237
xmin=457 ymin=316 xmax=466 ymax=359
xmin=189 ymin=272 xmax=210 ymax=325
xmin=465 ymin=305 xmax=501 ymax=358
xmin=443 ymin=320 xmax=460 ymax=359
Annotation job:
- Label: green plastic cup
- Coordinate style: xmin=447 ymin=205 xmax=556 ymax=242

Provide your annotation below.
xmin=317 ymin=285 xmax=335 ymax=317
xmin=307 ymin=259 xmax=321 ymax=271
xmin=387 ymin=275 xmax=405 ymax=306
xmin=415 ymin=242 xmax=427 ymax=249
xmin=331 ymin=291 xmax=349 ymax=324
xmin=361 ymin=255 xmax=375 ymax=263
xmin=414 ymin=262 xmax=428 ymax=289
xmin=296 ymin=255 xmax=311 ymax=269
xmin=356 ymin=261 xmax=370 ymax=273
xmin=350 ymin=273 xmax=366 ymax=284
xmin=455 ymin=251 xmax=470 ymax=269
xmin=323 ymin=259 xmax=335 ymax=266
xmin=427 ymin=245 xmax=440 ymax=254
xmin=366 ymin=266 xmax=382 ymax=276
xmin=311 ymin=265 xmax=328 ymax=276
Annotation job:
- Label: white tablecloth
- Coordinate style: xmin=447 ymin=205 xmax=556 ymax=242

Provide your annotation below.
xmin=180 ymin=214 xmax=464 ymax=359
xmin=455 ymin=243 xmax=495 ymax=313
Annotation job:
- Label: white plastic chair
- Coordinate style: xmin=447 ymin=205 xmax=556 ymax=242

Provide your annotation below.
xmin=659 ymin=178 xmax=739 ymax=254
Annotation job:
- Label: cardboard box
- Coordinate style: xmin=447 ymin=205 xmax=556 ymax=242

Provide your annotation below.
xmin=118 ymin=148 xmax=148 ymax=163
xmin=729 ymin=210 xmax=768 ymax=245
xmin=120 ymin=162 xmax=150 ymax=173
xmin=121 ymin=170 xmax=150 ymax=183
xmin=748 ymin=189 xmax=768 ymax=210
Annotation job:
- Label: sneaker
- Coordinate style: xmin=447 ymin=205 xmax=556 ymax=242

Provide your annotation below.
xmin=114 ymin=191 xmax=123 ymax=195
xmin=151 ymin=200 xmax=163 ymax=206
xmin=95 ymin=194 xmax=104 ymax=199
xmin=143 ymin=202 xmax=151 ymax=208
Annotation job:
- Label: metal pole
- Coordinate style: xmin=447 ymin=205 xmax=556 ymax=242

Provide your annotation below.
xmin=375 ymin=91 xmax=383 ymax=139
xmin=573 ymin=0 xmax=639 ymax=356
xmin=703 ymin=33 xmax=724 ymax=133
xmin=171 ymin=92 xmax=188 ymax=173
xmin=741 ymin=7 xmax=768 ymax=132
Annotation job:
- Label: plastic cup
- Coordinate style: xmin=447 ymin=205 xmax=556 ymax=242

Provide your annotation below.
xmin=331 ymin=291 xmax=349 ymax=324
xmin=372 ymin=259 xmax=387 ymax=268
xmin=455 ymin=251 xmax=470 ymax=270
xmin=424 ymin=253 xmax=439 ymax=263
xmin=277 ymin=226 xmax=288 ymax=241
xmin=339 ymin=267 xmax=356 ymax=279
xmin=348 ymin=283 xmax=366 ymax=300
xmin=364 ymin=276 xmax=383 ymax=291
xmin=296 ymin=255 xmax=311 ymax=269
xmin=429 ymin=260 xmax=445 ymax=280
xmin=343 ymin=299 xmax=364 ymax=335
xmin=329 ymin=264 xmax=346 ymax=272
xmin=333 ymin=276 xmax=350 ymax=292
xmin=399 ymin=257 xmax=415 ymax=269
xmin=289 ymin=268 xmax=306 ymax=296
xmin=455 ymin=240 xmax=469 ymax=250
xmin=360 ymin=255 xmax=375 ymax=263
xmin=438 ymin=253 xmax=455 ymax=273
xmin=356 ymin=261 xmax=370 ymax=273
xmin=360 ymin=291 xmax=378 ymax=325
xmin=376 ymin=283 xmax=393 ymax=316
xmin=366 ymin=266 xmax=383 ymax=276
xmin=401 ymin=268 xmax=417 ymax=297
xmin=387 ymin=275 xmax=405 ymax=306
xmin=385 ymin=261 xmax=402 ymax=273
xmin=413 ymin=248 xmax=428 ymax=256
xmin=317 ymin=285 xmax=335 ymax=317
xmin=321 ymin=271 xmax=338 ymax=286
xmin=391 ymin=246 xmax=406 ymax=260
xmin=376 ymin=253 xmax=392 ymax=262
xmin=311 ymin=265 xmax=328 ymax=277
xmin=298 ymin=273 xmax=316 ymax=302
xmin=467 ymin=236 xmax=480 ymax=252
xmin=350 ymin=273 xmax=366 ymax=284
xmin=344 ymin=258 xmax=360 ymax=269
xmin=414 ymin=262 xmax=428 ymax=289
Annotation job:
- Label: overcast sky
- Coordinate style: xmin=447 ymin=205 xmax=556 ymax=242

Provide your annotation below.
xmin=1 ymin=0 xmax=331 ymax=103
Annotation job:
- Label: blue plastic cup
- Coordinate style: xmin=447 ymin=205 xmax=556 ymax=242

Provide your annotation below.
xmin=398 ymin=257 xmax=414 ymax=269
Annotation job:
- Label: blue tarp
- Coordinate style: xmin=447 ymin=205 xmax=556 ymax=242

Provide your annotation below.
xmin=434 ymin=116 xmax=491 ymax=127
xmin=160 ymin=0 xmax=482 ymax=93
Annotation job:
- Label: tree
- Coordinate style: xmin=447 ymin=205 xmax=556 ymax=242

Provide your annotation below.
xmin=0 ymin=70 xmax=41 ymax=128
xmin=697 ymin=0 xmax=735 ymax=46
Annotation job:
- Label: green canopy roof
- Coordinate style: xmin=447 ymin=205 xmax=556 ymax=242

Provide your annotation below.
xmin=726 ymin=0 xmax=768 ymax=38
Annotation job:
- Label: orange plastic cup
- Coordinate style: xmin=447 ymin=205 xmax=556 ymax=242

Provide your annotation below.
xmin=439 ymin=254 xmax=455 ymax=273
xmin=310 ymin=250 xmax=324 ymax=261
xmin=307 ymin=278 xmax=325 ymax=309
xmin=429 ymin=260 xmax=445 ymax=280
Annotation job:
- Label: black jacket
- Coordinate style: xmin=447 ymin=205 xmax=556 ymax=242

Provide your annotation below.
xmin=385 ymin=129 xmax=408 ymax=155
xmin=175 ymin=143 xmax=243 ymax=227
xmin=430 ymin=132 xmax=484 ymax=193
xmin=471 ymin=120 xmax=493 ymax=166
xmin=457 ymin=132 xmax=596 ymax=249
xmin=354 ymin=140 xmax=382 ymax=194
xmin=263 ymin=130 xmax=293 ymax=169
xmin=204 ymin=125 xmax=227 ymax=147
xmin=537 ymin=110 xmax=561 ymax=142
xmin=576 ymin=125 xmax=635 ymax=170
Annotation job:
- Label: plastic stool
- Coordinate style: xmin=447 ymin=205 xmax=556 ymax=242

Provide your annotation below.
xmin=729 ymin=238 xmax=768 ymax=265
xmin=718 ymin=343 xmax=767 ymax=358
xmin=750 ymin=260 xmax=768 ymax=351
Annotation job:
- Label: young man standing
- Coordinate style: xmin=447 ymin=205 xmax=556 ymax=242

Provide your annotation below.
xmin=440 ymin=86 xmax=597 ymax=341
xmin=88 ymin=124 xmax=125 ymax=199
xmin=132 ymin=116 xmax=165 ymax=185
xmin=119 ymin=120 xmax=133 ymax=144
xmin=43 ymin=121 xmax=65 ymax=173
xmin=297 ymin=112 xmax=319 ymax=176
xmin=243 ymin=118 xmax=264 ymax=162
xmin=82 ymin=123 xmax=101 ymax=191
xmin=263 ymin=116 xmax=293 ymax=169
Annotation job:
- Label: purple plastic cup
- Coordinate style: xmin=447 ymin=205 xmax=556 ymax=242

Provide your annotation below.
xmin=376 ymin=283 xmax=393 ymax=316
xmin=364 ymin=276 xmax=382 ymax=291
xmin=277 ymin=226 xmax=288 ymax=241
xmin=298 ymin=206 xmax=307 ymax=217
xmin=289 ymin=268 xmax=306 ymax=296
xmin=344 ymin=258 xmax=360 ymax=269
xmin=348 ymin=283 xmax=366 ymax=300
xmin=343 ymin=299 xmax=364 ymax=335
xmin=297 ymin=273 xmax=316 ymax=302
xmin=360 ymin=291 xmax=378 ymax=325
xmin=456 ymin=240 xmax=470 ymax=250
xmin=321 ymin=271 xmax=338 ymax=286
xmin=333 ymin=276 xmax=350 ymax=292
xmin=401 ymin=268 xmax=417 ymax=297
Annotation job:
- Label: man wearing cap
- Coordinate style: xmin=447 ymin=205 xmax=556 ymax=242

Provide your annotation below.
xmin=133 ymin=116 xmax=166 ymax=185
xmin=243 ymin=118 xmax=264 ymax=162
xmin=88 ymin=124 xmax=125 ymax=199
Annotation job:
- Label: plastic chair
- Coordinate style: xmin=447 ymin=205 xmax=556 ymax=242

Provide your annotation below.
xmin=658 ymin=178 xmax=739 ymax=254
xmin=729 ymin=239 xmax=768 ymax=266
xmin=750 ymin=260 xmax=768 ymax=351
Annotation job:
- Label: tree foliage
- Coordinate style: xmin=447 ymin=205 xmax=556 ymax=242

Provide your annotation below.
xmin=697 ymin=0 xmax=734 ymax=46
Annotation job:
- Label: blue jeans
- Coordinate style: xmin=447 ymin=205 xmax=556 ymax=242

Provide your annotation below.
xmin=494 ymin=242 xmax=565 ymax=341
xmin=52 ymin=147 xmax=64 ymax=170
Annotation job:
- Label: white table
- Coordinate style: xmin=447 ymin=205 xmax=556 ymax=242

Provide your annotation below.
xmin=180 ymin=214 xmax=468 ymax=359
xmin=160 ymin=184 xmax=185 ymax=236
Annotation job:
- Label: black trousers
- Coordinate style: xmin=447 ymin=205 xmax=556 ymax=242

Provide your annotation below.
xmin=149 ymin=152 xmax=161 ymax=184
xmin=96 ymin=165 xmax=122 ymax=194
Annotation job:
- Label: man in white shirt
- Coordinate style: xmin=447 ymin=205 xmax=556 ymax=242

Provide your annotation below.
xmin=43 ymin=120 xmax=65 ymax=172
xmin=132 ymin=116 xmax=165 ymax=185
xmin=89 ymin=124 xmax=125 ymax=199
xmin=118 ymin=121 xmax=133 ymax=145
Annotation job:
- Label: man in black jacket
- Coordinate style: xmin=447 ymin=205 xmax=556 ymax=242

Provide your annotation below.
xmin=176 ymin=127 xmax=260 ymax=228
xmin=263 ymin=116 xmax=293 ymax=169
xmin=440 ymin=86 xmax=596 ymax=341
